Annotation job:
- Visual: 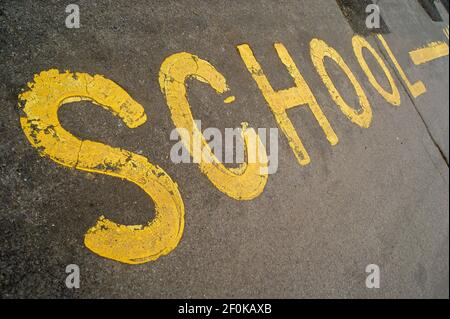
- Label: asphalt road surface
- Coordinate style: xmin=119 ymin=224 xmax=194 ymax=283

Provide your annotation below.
xmin=0 ymin=0 xmax=449 ymax=298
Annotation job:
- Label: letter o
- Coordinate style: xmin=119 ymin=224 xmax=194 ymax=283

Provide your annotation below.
xmin=310 ymin=38 xmax=373 ymax=128
xmin=352 ymin=35 xmax=401 ymax=106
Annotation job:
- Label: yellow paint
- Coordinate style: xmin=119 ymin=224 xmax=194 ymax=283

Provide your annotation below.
xmin=159 ymin=53 xmax=268 ymax=200
xmin=376 ymin=35 xmax=426 ymax=98
xmin=444 ymin=26 xmax=449 ymax=40
xmin=224 ymin=95 xmax=236 ymax=104
xmin=352 ymin=35 xmax=401 ymax=106
xmin=409 ymin=41 xmax=449 ymax=65
xmin=310 ymin=38 xmax=373 ymax=128
xmin=237 ymin=43 xmax=338 ymax=166
xmin=18 ymin=69 xmax=184 ymax=264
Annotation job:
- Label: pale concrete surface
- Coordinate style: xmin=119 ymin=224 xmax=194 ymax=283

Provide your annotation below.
xmin=0 ymin=0 xmax=448 ymax=298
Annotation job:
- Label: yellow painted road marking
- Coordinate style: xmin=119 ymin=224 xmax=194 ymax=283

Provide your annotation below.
xmin=159 ymin=52 xmax=268 ymax=200
xmin=310 ymin=38 xmax=373 ymax=128
xmin=443 ymin=26 xmax=449 ymax=40
xmin=224 ymin=95 xmax=236 ymax=104
xmin=376 ymin=35 xmax=427 ymax=98
xmin=18 ymin=69 xmax=185 ymax=264
xmin=409 ymin=41 xmax=449 ymax=65
xmin=237 ymin=43 xmax=338 ymax=166
xmin=16 ymin=24 xmax=449 ymax=264
xmin=352 ymin=35 xmax=401 ymax=106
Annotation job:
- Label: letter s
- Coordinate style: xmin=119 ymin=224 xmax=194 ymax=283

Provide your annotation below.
xmin=18 ymin=69 xmax=184 ymax=264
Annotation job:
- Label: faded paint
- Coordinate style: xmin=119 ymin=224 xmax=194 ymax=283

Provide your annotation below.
xmin=310 ymin=38 xmax=373 ymax=128
xmin=376 ymin=34 xmax=427 ymax=98
xmin=18 ymin=69 xmax=185 ymax=264
xmin=237 ymin=43 xmax=338 ymax=166
xmin=352 ymin=35 xmax=401 ymax=106
xmin=159 ymin=53 xmax=268 ymax=200
xmin=16 ymin=29 xmax=448 ymax=265
xmin=409 ymin=41 xmax=449 ymax=65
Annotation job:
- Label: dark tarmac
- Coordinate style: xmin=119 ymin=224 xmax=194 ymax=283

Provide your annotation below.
xmin=0 ymin=0 xmax=448 ymax=298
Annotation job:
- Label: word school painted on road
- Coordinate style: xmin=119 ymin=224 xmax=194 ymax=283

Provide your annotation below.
xmin=18 ymin=31 xmax=449 ymax=264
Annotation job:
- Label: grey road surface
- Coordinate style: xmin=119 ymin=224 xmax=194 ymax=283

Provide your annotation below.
xmin=0 ymin=0 xmax=448 ymax=298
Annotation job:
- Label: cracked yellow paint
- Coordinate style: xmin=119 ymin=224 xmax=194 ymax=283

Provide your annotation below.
xmin=159 ymin=53 xmax=268 ymax=200
xmin=237 ymin=43 xmax=338 ymax=166
xmin=18 ymin=69 xmax=184 ymax=264
xmin=376 ymin=34 xmax=427 ymax=98
xmin=409 ymin=41 xmax=449 ymax=65
xmin=310 ymin=38 xmax=373 ymax=129
xmin=352 ymin=35 xmax=401 ymax=106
